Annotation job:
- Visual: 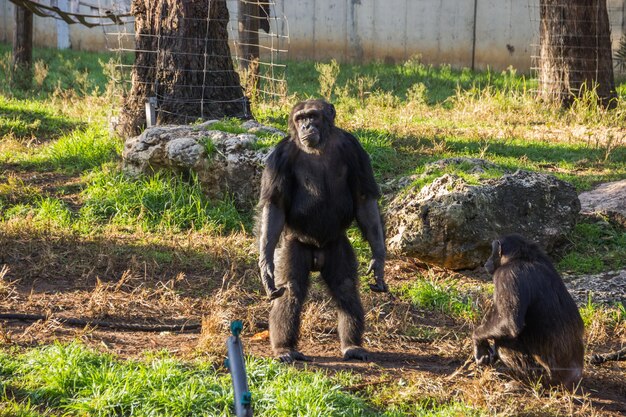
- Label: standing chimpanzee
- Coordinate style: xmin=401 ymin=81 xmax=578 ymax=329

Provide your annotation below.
xmin=473 ymin=234 xmax=585 ymax=388
xmin=257 ymin=99 xmax=388 ymax=363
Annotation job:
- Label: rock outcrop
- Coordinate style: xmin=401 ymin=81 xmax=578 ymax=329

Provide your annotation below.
xmin=386 ymin=159 xmax=580 ymax=270
xmin=122 ymin=121 xmax=285 ymax=208
xmin=578 ymin=179 xmax=626 ymax=227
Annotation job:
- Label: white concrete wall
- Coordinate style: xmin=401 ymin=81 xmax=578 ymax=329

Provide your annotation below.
xmin=273 ymin=0 xmax=626 ymax=71
xmin=0 ymin=0 xmax=133 ymax=51
xmin=1 ymin=0 xmax=625 ymax=72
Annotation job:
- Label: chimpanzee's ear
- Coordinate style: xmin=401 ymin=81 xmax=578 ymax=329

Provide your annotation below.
xmin=288 ymin=101 xmax=304 ymax=137
xmin=323 ymin=101 xmax=336 ymax=126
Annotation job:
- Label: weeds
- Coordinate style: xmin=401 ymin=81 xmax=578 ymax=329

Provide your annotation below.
xmin=0 ymin=264 xmax=13 ymax=297
xmin=0 ymin=175 xmax=40 ymax=207
xmin=315 ymin=59 xmax=340 ymax=101
xmin=337 ymin=74 xmax=379 ymax=104
xmin=33 ymin=60 xmax=49 ymax=88
xmin=406 ymin=82 xmax=429 ymax=106
xmin=1 ymin=124 xmax=120 ymax=173
xmin=34 ymin=197 xmax=73 ymax=227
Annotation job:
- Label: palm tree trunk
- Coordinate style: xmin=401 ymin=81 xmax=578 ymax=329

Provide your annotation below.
xmin=538 ymin=0 xmax=616 ymax=107
xmin=119 ymin=0 xmax=250 ymax=137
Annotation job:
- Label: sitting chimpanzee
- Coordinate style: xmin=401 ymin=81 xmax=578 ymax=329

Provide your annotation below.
xmin=473 ymin=234 xmax=585 ymax=388
xmin=257 ymin=99 xmax=388 ymax=363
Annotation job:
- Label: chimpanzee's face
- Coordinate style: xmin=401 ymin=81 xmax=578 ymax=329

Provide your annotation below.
xmin=294 ymin=107 xmax=324 ymax=148
xmin=288 ymin=100 xmax=336 ymax=152
xmin=484 ymin=239 xmax=502 ymax=275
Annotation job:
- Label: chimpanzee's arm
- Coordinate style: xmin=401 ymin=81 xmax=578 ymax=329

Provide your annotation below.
xmin=356 ymin=197 xmax=388 ymax=292
xmin=472 ymin=281 xmax=525 ymax=365
xmin=473 ymin=270 xmax=529 ymax=342
xmin=258 ymin=202 xmax=286 ymax=299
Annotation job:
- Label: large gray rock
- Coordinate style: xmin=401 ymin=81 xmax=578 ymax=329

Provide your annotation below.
xmin=578 ymin=179 xmax=626 ymax=227
xmin=386 ymin=162 xmax=580 ymax=270
xmin=122 ymin=122 xmax=284 ymax=208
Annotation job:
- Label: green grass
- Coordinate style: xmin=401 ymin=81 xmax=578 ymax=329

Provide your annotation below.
xmin=253 ymin=133 xmax=284 ymax=150
xmin=34 ymin=126 xmax=121 ymax=172
xmin=0 ymin=176 xmax=40 ymax=208
xmin=202 ymin=136 xmax=217 ymax=155
xmin=0 ymin=43 xmax=128 ymax=98
xmin=1 ymin=122 xmax=121 ymax=173
xmin=399 ymin=278 xmax=478 ymax=321
xmin=207 ymin=118 xmax=249 ymax=135
xmin=0 ymin=166 xmax=249 ymax=234
xmin=286 ymin=59 xmax=530 ymax=105
xmin=408 ymin=159 xmax=507 ymax=191
xmin=1 ymin=43 xmax=625 ymax=251
xmin=0 ymin=342 xmax=483 ymax=417
xmin=0 ymin=198 xmax=73 ymax=229
xmin=0 ymin=95 xmax=82 ymax=140
xmin=34 ymin=197 xmax=73 ymax=227
xmin=439 ymin=136 xmax=625 ymax=190
xmin=353 ymin=129 xmax=399 ymax=176
xmin=79 ymin=165 xmax=247 ymax=233
xmin=558 ymin=220 xmax=626 ymax=274
xmin=579 ymin=294 xmax=625 ymax=328
xmin=0 ymin=400 xmax=43 ymax=417
xmin=33 ymin=126 xmax=120 ymax=172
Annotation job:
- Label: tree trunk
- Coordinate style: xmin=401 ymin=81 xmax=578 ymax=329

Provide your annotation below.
xmin=12 ymin=4 xmax=33 ymax=88
xmin=119 ymin=0 xmax=250 ymax=138
xmin=538 ymin=0 xmax=616 ymax=107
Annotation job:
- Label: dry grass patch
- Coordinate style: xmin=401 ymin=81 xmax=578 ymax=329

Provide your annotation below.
xmin=197 ymin=278 xmax=269 ymax=360
xmin=583 ymin=309 xmax=626 ymax=361
xmin=0 ymin=265 xmax=15 ymax=297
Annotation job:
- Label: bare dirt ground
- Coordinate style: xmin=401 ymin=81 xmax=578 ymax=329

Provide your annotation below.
xmin=0 ymin=229 xmax=625 ymax=416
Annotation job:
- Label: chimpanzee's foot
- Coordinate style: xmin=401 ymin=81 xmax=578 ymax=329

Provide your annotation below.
xmin=275 ymin=350 xmax=307 ymax=364
xmin=342 ymin=346 xmax=369 ymax=361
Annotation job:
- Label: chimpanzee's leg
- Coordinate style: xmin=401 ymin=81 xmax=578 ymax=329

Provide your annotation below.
xmin=269 ymin=237 xmax=312 ymax=363
xmin=496 ymin=339 xmax=546 ymax=384
xmin=499 ymin=337 xmax=583 ymax=389
xmin=320 ymin=235 xmax=367 ymax=361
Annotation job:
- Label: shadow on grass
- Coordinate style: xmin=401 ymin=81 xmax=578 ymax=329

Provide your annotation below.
xmin=308 ymin=351 xmax=460 ymax=377
xmin=0 ymin=226 xmax=257 ymax=298
xmin=286 ymin=59 xmax=529 ymax=104
xmin=356 ymin=127 xmax=625 ymax=190
xmin=0 ymin=99 xmax=85 ymax=141
xmin=0 ymin=42 xmax=129 ymax=98
xmin=443 ymin=137 xmax=626 ymax=189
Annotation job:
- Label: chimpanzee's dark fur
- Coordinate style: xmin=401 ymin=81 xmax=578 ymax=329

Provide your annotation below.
xmin=473 ymin=234 xmax=585 ymax=388
xmin=257 ymin=99 xmax=387 ymax=363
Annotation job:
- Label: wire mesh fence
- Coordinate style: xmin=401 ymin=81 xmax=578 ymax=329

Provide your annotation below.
xmin=97 ymin=0 xmax=288 ymax=124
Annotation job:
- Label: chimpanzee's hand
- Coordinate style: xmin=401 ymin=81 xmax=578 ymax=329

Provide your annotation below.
xmin=473 ymin=340 xmax=494 ymax=366
xmin=366 ymin=258 xmax=388 ymax=293
xmin=259 ymin=261 xmax=285 ymax=300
